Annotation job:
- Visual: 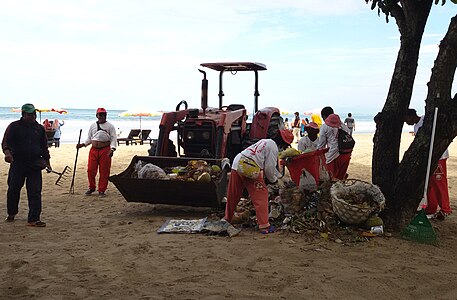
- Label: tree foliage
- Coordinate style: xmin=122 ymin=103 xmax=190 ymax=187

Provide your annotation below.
xmin=366 ymin=0 xmax=456 ymax=22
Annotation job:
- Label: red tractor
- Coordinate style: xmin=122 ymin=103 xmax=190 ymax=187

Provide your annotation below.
xmin=149 ymin=62 xmax=282 ymax=163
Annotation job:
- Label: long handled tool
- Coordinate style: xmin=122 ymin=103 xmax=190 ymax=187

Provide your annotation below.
xmin=400 ymin=107 xmax=439 ymax=245
xmin=69 ymin=129 xmax=82 ymax=194
xmin=46 ymin=166 xmax=72 ymax=186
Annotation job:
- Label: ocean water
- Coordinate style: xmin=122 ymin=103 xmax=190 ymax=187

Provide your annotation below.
xmin=0 ymin=107 xmax=163 ymax=144
xmin=0 ymin=106 xmax=399 ymax=144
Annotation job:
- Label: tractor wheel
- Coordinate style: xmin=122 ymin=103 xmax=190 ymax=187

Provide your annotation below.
xmin=267 ymin=113 xmax=281 ymax=139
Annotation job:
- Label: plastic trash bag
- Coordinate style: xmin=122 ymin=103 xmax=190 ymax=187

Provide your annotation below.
xmin=319 ymin=158 xmax=331 ymax=182
xmin=299 ymin=169 xmax=317 ymax=193
xmin=131 ymin=160 xmax=147 ymax=178
xmin=138 ymin=163 xmax=167 ymax=180
xmin=157 ymin=218 xmax=207 ymax=234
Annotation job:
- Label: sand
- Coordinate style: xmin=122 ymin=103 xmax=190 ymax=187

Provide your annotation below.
xmin=1 ymin=133 xmax=457 ymax=299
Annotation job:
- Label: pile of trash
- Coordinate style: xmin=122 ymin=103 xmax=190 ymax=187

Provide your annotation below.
xmin=131 ymin=159 xmax=222 ymax=183
xmin=231 ymin=175 xmax=386 ymax=243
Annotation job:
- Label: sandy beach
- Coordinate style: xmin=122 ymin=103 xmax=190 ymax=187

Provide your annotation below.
xmin=1 ymin=133 xmax=457 ymax=299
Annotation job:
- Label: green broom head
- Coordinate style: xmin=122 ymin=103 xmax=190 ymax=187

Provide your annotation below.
xmin=400 ymin=209 xmax=438 ymax=245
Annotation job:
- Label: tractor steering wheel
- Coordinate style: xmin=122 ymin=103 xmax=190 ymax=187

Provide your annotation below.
xmin=175 ymin=100 xmax=188 ymax=111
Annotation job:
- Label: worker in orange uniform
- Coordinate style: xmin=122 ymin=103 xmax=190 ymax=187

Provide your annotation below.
xmin=405 ymin=108 xmax=452 ymax=220
xmin=76 ymin=108 xmax=117 ymax=197
xmin=317 ymin=106 xmax=352 ymax=180
xmin=224 ymin=129 xmax=294 ymax=234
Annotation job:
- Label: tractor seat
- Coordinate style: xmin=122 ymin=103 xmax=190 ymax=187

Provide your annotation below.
xmin=227 ymin=104 xmax=245 ymax=111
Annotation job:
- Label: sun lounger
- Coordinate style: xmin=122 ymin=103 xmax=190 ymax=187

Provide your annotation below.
xmin=117 ymin=129 xmax=141 ymax=146
xmin=139 ymin=129 xmax=152 ymax=145
xmin=45 ymin=130 xmax=57 ymax=147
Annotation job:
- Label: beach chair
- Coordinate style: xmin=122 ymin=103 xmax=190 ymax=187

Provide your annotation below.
xmin=139 ymin=129 xmax=152 ymax=145
xmin=117 ymin=129 xmax=141 ymax=146
xmin=45 ymin=130 xmax=57 ymax=147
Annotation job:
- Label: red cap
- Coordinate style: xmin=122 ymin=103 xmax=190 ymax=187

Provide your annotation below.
xmin=96 ymin=108 xmax=107 ymax=114
xmin=279 ymin=129 xmax=294 ymax=145
xmin=305 ymin=122 xmax=319 ymax=130
xmin=324 ymin=114 xmax=341 ymax=128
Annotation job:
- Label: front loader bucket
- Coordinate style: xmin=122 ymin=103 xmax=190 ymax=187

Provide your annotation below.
xmin=109 ymin=156 xmax=228 ymax=209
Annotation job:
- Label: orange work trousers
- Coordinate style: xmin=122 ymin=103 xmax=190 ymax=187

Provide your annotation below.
xmin=87 ymin=146 xmax=112 ymax=193
xmin=224 ymin=170 xmax=270 ymax=229
xmin=426 ymin=159 xmax=452 ymax=214
xmin=326 ymin=153 xmax=351 ymax=180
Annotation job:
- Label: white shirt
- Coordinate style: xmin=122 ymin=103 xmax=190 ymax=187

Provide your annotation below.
xmin=53 ymin=121 xmax=64 ymax=139
xmin=298 ymin=136 xmax=318 ymax=152
xmin=232 ymin=139 xmax=281 ymax=183
xmin=414 ymin=116 xmax=449 ymax=159
xmin=317 ymin=122 xmax=351 ymax=164
xmin=84 ymin=121 xmax=117 ymax=149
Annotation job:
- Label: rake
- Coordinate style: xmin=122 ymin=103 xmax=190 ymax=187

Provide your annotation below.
xmin=46 ymin=166 xmax=72 ymax=187
xmin=69 ymin=129 xmax=82 ymax=194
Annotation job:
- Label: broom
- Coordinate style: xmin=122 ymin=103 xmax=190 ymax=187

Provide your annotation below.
xmin=400 ymin=107 xmax=438 ymax=245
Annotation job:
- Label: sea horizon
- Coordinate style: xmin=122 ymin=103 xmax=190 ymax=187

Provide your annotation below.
xmin=0 ymin=106 xmax=404 ymax=144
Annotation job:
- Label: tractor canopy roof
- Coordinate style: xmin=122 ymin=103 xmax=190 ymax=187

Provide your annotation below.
xmin=200 ymin=62 xmax=266 ymax=72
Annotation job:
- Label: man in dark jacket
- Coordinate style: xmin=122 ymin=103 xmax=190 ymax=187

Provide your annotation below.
xmin=2 ymin=103 xmax=51 ymax=227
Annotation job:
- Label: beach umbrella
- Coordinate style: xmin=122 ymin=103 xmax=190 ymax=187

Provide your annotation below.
xmin=119 ymin=109 xmax=163 ymax=131
xmin=11 ymin=106 xmax=68 ymax=122
xmin=279 ymin=108 xmax=291 ymax=115
xmin=303 ymin=108 xmax=321 ymax=116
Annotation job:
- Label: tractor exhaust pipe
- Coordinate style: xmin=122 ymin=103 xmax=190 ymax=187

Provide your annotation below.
xmin=199 ymin=69 xmax=208 ymax=115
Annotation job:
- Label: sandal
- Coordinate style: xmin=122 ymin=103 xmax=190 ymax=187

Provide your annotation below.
xmin=27 ymin=221 xmax=46 ymax=227
xmin=261 ymin=225 xmax=276 ymax=234
xmin=435 ymin=211 xmax=450 ymax=221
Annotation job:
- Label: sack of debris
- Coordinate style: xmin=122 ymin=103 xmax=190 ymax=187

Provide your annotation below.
xmin=330 ymin=179 xmax=385 ymax=225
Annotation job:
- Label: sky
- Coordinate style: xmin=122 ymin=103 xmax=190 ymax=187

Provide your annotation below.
xmin=0 ymin=0 xmax=456 ymax=115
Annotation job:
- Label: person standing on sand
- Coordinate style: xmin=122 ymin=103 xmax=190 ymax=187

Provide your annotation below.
xmin=300 ymin=117 xmax=309 ymax=137
xmin=404 ymin=108 xmax=452 ymax=220
xmin=76 ymin=108 xmax=117 ymax=197
xmin=284 ymin=118 xmax=290 ymax=131
xmin=344 ymin=113 xmax=355 ymax=135
xmin=292 ymin=112 xmax=301 ymax=143
xmin=224 ymin=129 xmax=294 ymax=234
xmin=317 ymin=106 xmax=352 ymax=180
xmin=2 ymin=103 xmax=51 ymax=227
xmin=52 ymin=119 xmax=65 ymax=147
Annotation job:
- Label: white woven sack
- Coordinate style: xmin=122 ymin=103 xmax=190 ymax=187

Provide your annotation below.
xmin=330 ymin=179 xmax=385 ymax=225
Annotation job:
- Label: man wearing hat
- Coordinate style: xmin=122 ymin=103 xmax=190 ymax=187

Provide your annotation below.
xmin=76 ymin=108 xmax=117 ymax=197
xmin=298 ymin=122 xmax=320 ymax=152
xmin=2 ymin=103 xmax=51 ymax=227
xmin=224 ymin=129 xmax=294 ymax=234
